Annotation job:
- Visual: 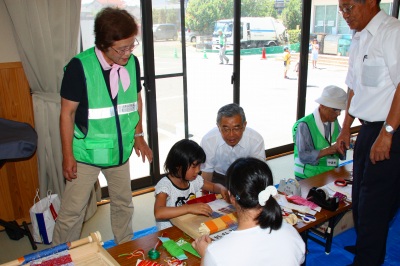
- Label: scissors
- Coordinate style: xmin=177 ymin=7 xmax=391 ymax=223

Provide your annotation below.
xmin=295 ymin=212 xmax=316 ymax=223
xmin=334 ymin=178 xmax=353 ymax=187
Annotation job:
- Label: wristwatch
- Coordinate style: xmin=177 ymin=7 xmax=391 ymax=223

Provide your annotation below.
xmin=134 ymin=132 xmax=144 ymax=137
xmin=383 ymin=122 xmax=396 ymax=135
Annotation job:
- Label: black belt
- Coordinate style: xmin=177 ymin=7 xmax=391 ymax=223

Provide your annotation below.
xmin=359 ymin=119 xmax=384 ymax=125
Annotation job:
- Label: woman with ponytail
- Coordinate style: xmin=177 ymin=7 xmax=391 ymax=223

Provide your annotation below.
xmin=192 ymin=157 xmax=305 ymax=265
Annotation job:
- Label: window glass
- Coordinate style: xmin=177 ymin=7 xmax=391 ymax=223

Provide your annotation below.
xmin=184 ymin=0 xmax=234 ymax=144
xmin=240 ymin=0 xmax=299 ymax=148
xmin=156 ymin=77 xmax=186 ymax=172
xmin=152 ymin=1 xmax=182 ymax=75
xmin=380 ymin=2 xmax=393 ymax=15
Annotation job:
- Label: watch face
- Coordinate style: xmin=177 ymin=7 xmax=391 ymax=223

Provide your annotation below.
xmin=385 ymin=124 xmax=394 ymax=134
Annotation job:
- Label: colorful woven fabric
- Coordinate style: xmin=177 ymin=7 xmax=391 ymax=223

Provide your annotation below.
xmin=199 ymin=212 xmax=238 ymax=235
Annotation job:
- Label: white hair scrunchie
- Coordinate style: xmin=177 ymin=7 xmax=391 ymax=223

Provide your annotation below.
xmin=258 ymin=186 xmax=278 ymax=206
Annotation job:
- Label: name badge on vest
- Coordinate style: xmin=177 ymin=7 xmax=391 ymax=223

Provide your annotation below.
xmin=326 ymin=157 xmax=338 ymax=167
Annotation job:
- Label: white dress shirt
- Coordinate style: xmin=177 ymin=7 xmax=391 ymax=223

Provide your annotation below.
xmin=345 ymin=10 xmax=400 ymax=122
xmin=200 ymin=127 xmax=265 ymax=175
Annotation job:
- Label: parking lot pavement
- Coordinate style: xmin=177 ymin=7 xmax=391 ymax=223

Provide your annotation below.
xmin=134 ymin=41 xmax=349 ymax=149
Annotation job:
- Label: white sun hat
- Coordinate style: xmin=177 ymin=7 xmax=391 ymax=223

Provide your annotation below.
xmin=315 ymin=85 xmax=347 ymax=110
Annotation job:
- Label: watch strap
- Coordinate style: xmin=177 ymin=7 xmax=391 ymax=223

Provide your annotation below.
xmin=383 ymin=122 xmax=395 ymax=134
xmin=134 ymin=132 xmax=144 ymax=137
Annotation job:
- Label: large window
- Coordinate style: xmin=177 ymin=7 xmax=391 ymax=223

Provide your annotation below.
xmin=79 ymin=0 xmax=397 ymax=193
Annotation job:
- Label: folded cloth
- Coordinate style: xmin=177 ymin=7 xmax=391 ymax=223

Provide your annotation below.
xmin=287 ymin=195 xmax=321 ymax=211
xmin=198 ymin=213 xmax=238 ymax=235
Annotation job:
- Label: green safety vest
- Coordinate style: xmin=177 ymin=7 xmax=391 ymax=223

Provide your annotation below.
xmin=219 ymin=34 xmax=225 ymax=46
xmin=292 ymin=114 xmax=340 ymax=179
xmin=72 ymin=48 xmax=139 ymax=167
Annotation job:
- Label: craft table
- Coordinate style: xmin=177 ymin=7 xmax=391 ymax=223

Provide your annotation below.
xmin=295 ymin=163 xmax=353 ymax=254
xmin=107 ymin=226 xmax=200 ymax=266
xmin=106 ymin=164 xmax=353 ymax=265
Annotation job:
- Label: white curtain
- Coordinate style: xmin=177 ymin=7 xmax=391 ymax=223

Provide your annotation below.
xmin=4 ymin=0 xmax=100 ymax=220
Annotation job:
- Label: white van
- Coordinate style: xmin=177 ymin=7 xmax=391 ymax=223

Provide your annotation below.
xmin=212 ymin=17 xmax=287 ymax=50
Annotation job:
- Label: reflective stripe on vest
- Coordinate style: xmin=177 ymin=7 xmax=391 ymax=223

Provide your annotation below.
xmin=71 ymin=48 xmax=139 ymax=167
xmin=293 ymin=114 xmax=340 ymax=178
xmin=294 ymin=157 xmax=305 ymax=174
xmin=88 ymin=102 xmax=138 ymax=119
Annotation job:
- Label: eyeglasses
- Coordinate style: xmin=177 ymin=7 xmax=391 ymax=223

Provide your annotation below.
xmin=110 ymin=38 xmax=140 ymax=55
xmin=332 ymin=108 xmax=341 ymax=113
xmin=338 ymin=5 xmax=354 ymax=15
xmin=220 ymin=126 xmax=244 ymax=134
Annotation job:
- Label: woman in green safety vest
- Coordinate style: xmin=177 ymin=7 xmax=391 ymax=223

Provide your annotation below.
xmin=293 ymin=85 xmax=348 ymax=179
xmin=53 ymin=7 xmax=153 ymax=246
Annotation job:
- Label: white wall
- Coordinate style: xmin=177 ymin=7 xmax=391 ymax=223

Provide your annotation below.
xmin=0 ymin=0 xmax=20 ymax=63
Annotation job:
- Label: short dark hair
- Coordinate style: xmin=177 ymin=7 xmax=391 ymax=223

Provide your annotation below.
xmin=94 ymin=7 xmax=138 ymax=51
xmin=216 ymin=103 xmax=246 ymax=125
xmin=164 ymin=139 xmax=206 ymax=180
xmin=226 ymin=157 xmax=282 ymax=231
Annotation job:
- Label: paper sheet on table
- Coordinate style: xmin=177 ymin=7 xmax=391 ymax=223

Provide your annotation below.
xmin=321 ymin=182 xmax=352 ymax=202
xmin=208 ymin=199 xmax=235 ymax=213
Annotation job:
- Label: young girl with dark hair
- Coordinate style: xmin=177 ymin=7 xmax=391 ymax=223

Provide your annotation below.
xmin=192 ymin=157 xmax=305 ymax=265
xmin=154 ymin=139 xmax=229 ymax=230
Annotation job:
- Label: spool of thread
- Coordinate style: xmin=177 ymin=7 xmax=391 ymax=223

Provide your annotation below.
xmin=148 ymin=249 xmax=160 ymax=260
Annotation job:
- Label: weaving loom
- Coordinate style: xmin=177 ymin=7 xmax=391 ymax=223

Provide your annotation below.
xmin=170 ymin=196 xmax=236 ymax=239
xmin=1 ymin=232 xmax=119 ymax=266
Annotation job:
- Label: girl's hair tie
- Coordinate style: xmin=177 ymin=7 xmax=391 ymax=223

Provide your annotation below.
xmin=258 ymin=186 xmax=277 ymax=206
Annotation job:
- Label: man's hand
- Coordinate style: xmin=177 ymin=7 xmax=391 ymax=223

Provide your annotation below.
xmin=63 ymin=154 xmax=77 ymax=181
xmin=336 ymin=129 xmax=351 ymax=155
xmin=134 ymin=137 xmax=153 ymax=163
xmin=370 ymin=131 xmax=392 ymax=164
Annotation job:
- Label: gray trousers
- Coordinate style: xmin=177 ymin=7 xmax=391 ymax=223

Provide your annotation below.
xmin=53 ymin=161 xmax=134 ymax=245
xmin=219 ymin=45 xmax=229 ymax=63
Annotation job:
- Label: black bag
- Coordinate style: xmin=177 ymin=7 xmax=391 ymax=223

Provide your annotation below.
xmin=307 ymin=187 xmax=339 ymax=211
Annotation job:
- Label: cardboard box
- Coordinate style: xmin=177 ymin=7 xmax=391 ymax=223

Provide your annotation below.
xmin=314 ymin=210 xmax=354 ymax=237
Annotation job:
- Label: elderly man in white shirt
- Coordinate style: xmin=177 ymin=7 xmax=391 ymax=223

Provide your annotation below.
xmin=336 ymin=1 xmax=400 ymax=265
xmin=200 ymin=103 xmax=265 ymax=186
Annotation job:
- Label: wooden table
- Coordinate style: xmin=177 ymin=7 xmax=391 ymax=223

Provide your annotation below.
xmin=107 ymin=164 xmax=353 ymax=265
xmin=107 ymin=226 xmax=200 ymax=266
xmin=294 ymin=163 xmax=353 ymax=254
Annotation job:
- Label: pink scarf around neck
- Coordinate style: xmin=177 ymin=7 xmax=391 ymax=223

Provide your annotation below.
xmin=95 ymin=47 xmax=130 ymax=99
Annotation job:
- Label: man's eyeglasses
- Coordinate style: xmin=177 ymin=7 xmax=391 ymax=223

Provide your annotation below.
xmin=332 ymin=108 xmax=341 ymax=113
xmin=338 ymin=5 xmax=354 ymax=15
xmin=220 ymin=126 xmax=243 ymax=134
xmin=110 ymin=38 xmax=140 ymax=55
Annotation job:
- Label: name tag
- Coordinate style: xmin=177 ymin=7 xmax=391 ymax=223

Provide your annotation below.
xmin=327 ymin=158 xmax=338 ymax=167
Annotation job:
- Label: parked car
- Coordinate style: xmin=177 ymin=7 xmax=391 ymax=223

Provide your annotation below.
xmin=153 ymin=24 xmax=178 ymax=41
xmin=185 ymin=28 xmax=199 ymax=43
